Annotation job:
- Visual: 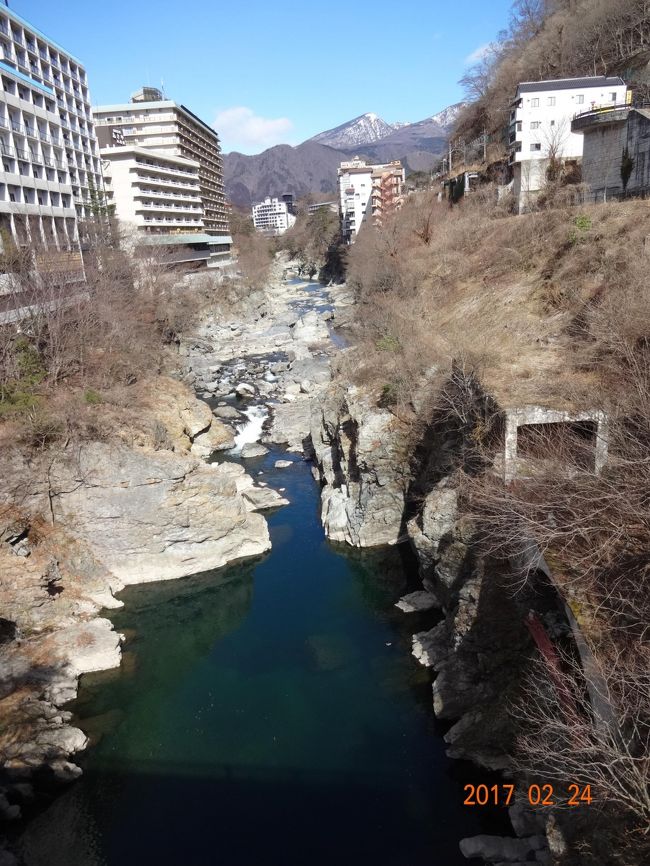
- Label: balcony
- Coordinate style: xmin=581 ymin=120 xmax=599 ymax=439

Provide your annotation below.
xmin=571 ymin=104 xmax=630 ymax=133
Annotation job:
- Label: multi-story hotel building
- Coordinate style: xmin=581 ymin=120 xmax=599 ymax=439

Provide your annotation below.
xmin=508 ymin=76 xmax=627 ymax=211
xmin=101 ymin=147 xmax=204 ymax=234
xmin=99 ymin=145 xmax=231 ymax=266
xmin=338 ymin=158 xmax=404 ymax=243
xmin=93 ymin=89 xmax=229 ymax=233
xmin=251 ymin=196 xmax=296 ymax=236
xmin=0 ymin=5 xmax=102 ymax=257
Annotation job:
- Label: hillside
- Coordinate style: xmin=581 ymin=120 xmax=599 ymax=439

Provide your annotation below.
xmin=223 ymin=141 xmax=343 ymax=207
xmin=456 ymin=0 xmax=650 ymax=142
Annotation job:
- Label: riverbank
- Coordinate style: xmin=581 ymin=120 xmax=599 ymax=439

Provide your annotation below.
xmin=2 ymin=259 xmax=552 ymax=865
xmin=1 ymin=261 xmax=345 ymax=840
xmin=17 ymin=445 xmax=493 ymax=866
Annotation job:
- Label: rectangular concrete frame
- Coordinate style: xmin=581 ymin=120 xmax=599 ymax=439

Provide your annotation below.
xmin=504 ymin=406 xmax=608 ymax=484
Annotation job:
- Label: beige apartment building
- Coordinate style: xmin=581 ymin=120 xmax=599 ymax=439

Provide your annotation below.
xmin=93 ymin=88 xmax=231 ymax=266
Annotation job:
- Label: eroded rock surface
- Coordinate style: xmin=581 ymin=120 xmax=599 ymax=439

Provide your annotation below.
xmin=309 ymin=385 xmax=406 ymax=546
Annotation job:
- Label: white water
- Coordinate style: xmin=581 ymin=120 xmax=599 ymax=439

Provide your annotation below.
xmin=231 ymin=404 xmax=269 ymax=453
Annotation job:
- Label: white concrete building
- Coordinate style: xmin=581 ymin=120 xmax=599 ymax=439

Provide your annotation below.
xmin=101 ymin=147 xmax=204 ymax=233
xmin=509 ymin=76 xmax=627 ymax=211
xmin=0 ymin=5 xmax=102 ymax=260
xmin=338 ymin=158 xmax=372 ymax=243
xmin=94 ymin=88 xmax=231 ymax=266
xmin=251 ymin=196 xmax=296 ymax=235
xmin=338 ymin=158 xmax=404 ymax=243
xmin=93 ymin=89 xmax=229 ymax=236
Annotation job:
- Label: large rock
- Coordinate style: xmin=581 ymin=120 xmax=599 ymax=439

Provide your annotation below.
xmin=311 ymin=385 xmax=406 ymax=546
xmin=50 ymin=443 xmax=270 ymax=584
xmin=395 ymin=590 xmax=439 ymax=613
xmin=190 ymin=423 xmax=235 ymax=458
xmin=240 ymin=442 xmax=268 ymax=459
xmin=459 ymin=835 xmax=547 ymax=863
xmin=407 ymin=479 xmax=458 ymax=575
xmin=267 ymin=398 xmax=312 ymax=452
xmin=46 ymin=619 xmax=122 ymax=676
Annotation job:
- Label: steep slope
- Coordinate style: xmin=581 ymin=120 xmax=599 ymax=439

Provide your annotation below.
xmin=309 ymin=113 xmax=395 ymax=149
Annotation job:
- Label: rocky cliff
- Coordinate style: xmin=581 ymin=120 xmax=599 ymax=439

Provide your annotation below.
xmin=0 ymin=377 xmax=274 ymax=816
xmin=309 ymin=384 xmax=407 ymax=546
xmin=308 ymin=385 xmax=556 ymax=865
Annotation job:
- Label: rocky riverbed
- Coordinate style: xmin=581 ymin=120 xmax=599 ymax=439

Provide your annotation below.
xmin=0 ymin=263 xmax=354 ymax=856
xmin=1 ymin=260 xmax=553 ymax=865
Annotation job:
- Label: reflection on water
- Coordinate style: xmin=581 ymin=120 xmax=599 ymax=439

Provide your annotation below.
xmin=21 ymin=453 xmax=485 ymax=866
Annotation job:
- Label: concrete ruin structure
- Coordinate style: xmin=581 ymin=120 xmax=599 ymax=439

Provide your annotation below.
xmin=503 ymin=406 xmax=609 ymax=484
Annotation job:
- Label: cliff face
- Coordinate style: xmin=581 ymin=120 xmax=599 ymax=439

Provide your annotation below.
xmin=309 ymin=385 xmax=550 ymax=863
xmin=0 ymin=378 xmax=273 ymax=805
xmin=309 ymin=384 xmax=407 ymax=547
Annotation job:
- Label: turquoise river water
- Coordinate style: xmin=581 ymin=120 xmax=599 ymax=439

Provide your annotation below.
xmin=21 ymin=446 xmax=494 ymax=865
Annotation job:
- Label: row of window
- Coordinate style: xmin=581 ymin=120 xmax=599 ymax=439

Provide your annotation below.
xmin=528 ymin=92 xmax=617 ymax=108
xmin=0 ymin=182 xmax=72 ymax=207
xmin=0 ymin=17 xmax=86 ymax=83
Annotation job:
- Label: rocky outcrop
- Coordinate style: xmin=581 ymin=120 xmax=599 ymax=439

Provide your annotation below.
xmin=0 ymin=383 xmax=272 ymax=803
xmin=307 ymin=369 xmax=546 ymax=864
xmin=49 ymin=443 xmax=271 ymax=585
xmin=309 ymin=384 xmax=407 ymax=546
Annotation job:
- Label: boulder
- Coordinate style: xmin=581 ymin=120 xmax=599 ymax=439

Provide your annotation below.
xmin=459 ymin=835 xmax=547 ymax=863
xmin=240 ymin=443 xmax=269 ymax=459
xmin=274 ymin=460 xmax=293 ymax=469
xmin=47 ymin=618 xmax=122 ymax=676
xmin=395 ymin=591 xmax=439 ymax=613
xmin=50 ymin=443 xmax=271 ymax=584
xmin=190 ymin=421 xmax=235 ymax=458
xmin=241 ymin=487 xmax=289 ymax=511
xmin=235 ymin=383 xmax=256 ymax=398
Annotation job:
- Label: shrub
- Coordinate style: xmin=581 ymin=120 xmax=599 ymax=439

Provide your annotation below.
xmin=83 ymin=388 xmax=102 ymax=405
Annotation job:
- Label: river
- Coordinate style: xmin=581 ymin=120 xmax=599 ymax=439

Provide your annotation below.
xmin=18 ymin=278 xmax=493 ymax=865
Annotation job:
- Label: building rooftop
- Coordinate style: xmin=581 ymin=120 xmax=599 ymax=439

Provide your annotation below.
xmin=99 ymin=145 xmax=199 ymax=168
xmin=517 ymin=76 xmax=626 ymax=94
xmin=93 ymin=100 xmax=220 ymax=141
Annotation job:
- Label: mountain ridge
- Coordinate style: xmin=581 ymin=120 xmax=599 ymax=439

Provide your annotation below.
xmin=223 ymin=103 xmax=465 ymax=207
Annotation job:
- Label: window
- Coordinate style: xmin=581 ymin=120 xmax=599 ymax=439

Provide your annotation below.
xmin=530 ymin=121 xmax=541 ymax=130
xmin=530 ymin=142 xmax=542 ymax=151
xmin=610 ymin=92 xmax=617 ymax=101
xmin=576 ymin=94 xmax=584 ymax=104
xmin=530 ymin=98 xmax=539 ymax=108
xmin=547 ymin=96 xmax=556 ymax=106
xmin=550 ymin=120 xmax=556 ymax=126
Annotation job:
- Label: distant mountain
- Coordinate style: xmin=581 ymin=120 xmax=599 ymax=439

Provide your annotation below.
xmin=223 ymin=103 xmax=465 ymax=206
xmin=223 ymin=141 xmax=342 ymax=208
xmin=430 ymin=102 xmax=466 ymax=129
xmin=309 ymin=113 xmax=395 ymax=149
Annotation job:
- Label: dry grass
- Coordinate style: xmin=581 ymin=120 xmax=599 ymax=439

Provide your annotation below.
xmin=345 ymin=193 xmax=650 ymax=414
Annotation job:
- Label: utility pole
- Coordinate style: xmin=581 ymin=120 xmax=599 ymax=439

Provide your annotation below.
xmin=483 ymin=128 xmax=487 ymax=162
xmin=448 ymin=140 xmax=452 ymax=175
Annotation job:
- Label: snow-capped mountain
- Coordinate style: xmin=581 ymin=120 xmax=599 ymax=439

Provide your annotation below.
xmin=223 ymin=103 xmax=463 ymax=206
xmin=309 ymin=113 xmax=395 ymax=149
xmin=430 ymin=102 xmax=467 ymax=130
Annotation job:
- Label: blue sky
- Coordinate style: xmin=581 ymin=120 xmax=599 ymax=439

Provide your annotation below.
xmin=16 ymin=0 xmax=512 ymax=153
